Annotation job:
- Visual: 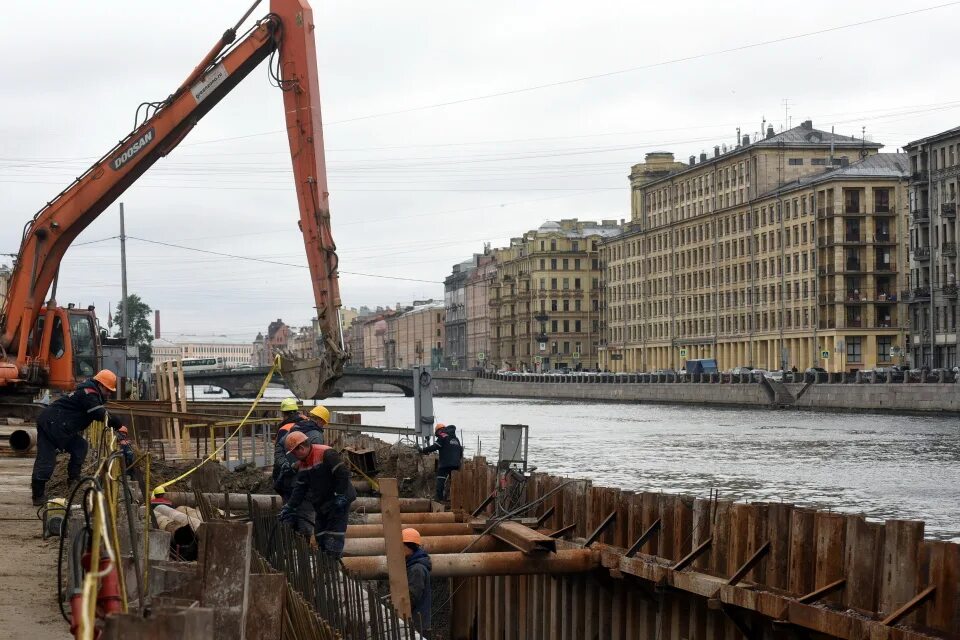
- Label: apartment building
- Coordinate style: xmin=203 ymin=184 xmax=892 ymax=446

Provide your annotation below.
xmin=904 ymin=127 xmax=960 ymax=368
xmin=392 ymin=300 xmax=445 ymax=369
xmin=465 ymin=253 xmax=496 ymax=369
xmin=600 ymin=121 xmax=910 ymax=373
xmin=489 ymin=219 xmax=620 ymax=372
xmin=152 ymin=337 xmax=255 ymax=367
xmin=444 ymin=259 xmax=474 ymax=370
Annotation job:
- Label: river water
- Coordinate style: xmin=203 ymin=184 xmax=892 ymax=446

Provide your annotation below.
xmin=233 ymin=388 xmax=960 ymax=540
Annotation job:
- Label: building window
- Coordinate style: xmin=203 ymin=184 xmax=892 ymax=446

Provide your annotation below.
xmin=551 ymin=320 xmax=557 ymax=332
xmin=563 ymin=320 xmax=570 ymax=332
xmin=811 ymin=158 xmax=826 ymax=166
xmin=877 ymin=336 xmax=892 ymax=361
xmin=575 ymin=320 xmax=582 ymax=332
xmin=551 ymin=258 xmax=557 ymax=270
xmin=551 ymin=299 xmax=558 ymax=312
xmin=550 ymin=240 xmax=557 ymax=251
xmin=562 ymin=258 xmax=569 ymax=270
xmin=846 ymin=337 xmax=863 ymax=363
xmin=788 ymin=158 xmax=803 ymax=165
xmin=539 ymin=259 xmax=545 ymax=270
xmin=551 ymin=278 xmax=557 ymax=290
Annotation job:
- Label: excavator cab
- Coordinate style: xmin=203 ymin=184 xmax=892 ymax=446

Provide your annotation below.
xmin=30 ymin=306 xmax=100 ymax=391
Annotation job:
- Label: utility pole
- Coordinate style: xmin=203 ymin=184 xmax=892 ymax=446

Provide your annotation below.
xmin=120 ymin=203 xmax=129 ymax=341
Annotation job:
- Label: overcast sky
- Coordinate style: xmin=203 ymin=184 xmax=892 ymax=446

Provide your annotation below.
xmin=3 ymin=1 xmax=959 ymax=341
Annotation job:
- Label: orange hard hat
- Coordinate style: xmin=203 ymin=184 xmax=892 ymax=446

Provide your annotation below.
xmin=402 ymin=528 xmax=422 ymax=546
xmin=118 ymin=425 xmax=128 ymax=434
xmin=434 ymin=423 xmax=445 ymax=433
xmin=284 ymin=431 xmax=309 ymax=453
xmin=93 ymin=369 xmax=117 ymax=392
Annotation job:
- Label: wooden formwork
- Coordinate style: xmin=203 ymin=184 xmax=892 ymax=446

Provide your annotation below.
xmin=450 ymin=456 xmax=960 ymax=640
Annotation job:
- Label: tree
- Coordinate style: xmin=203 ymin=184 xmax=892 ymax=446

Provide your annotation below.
xmin=114 ymin=293 xmax=154 ymax=362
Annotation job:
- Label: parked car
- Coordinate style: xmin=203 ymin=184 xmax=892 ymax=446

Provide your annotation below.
xmin=871 ymin=366 xmax=906 ymax=382
xmin=765 ymin=370 xmax=785 ymax=382
xmin=750 ymin=368 xmax=769 ymax=381
xmin=729 ymin=366 xmax=754 ymax=376
xmin=652 ymin=368 xmax=676 ymax=376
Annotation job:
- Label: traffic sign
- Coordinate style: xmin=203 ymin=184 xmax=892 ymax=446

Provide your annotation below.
xmin=821 ymin=350 xmax=830 ymax=359
xmin=572 ymin=352 xmax=580 ymax=359
xmin=534 ymin=356 xmax=543 ymax=363
xmin=679 ymin=348 xmax=687 ymax=357
xmin=477 ymin=352 xmax=485 ymax=361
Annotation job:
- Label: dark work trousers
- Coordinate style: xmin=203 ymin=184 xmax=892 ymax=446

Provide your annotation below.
xmin=31 ymin=425 xmax=88 ymax=497
xmin=435 ymin=467 xmax=456 ymax=502
xmin=293 ymin=501 xmax=316 ymax=538
xmin=314 ymin=505 xmax=350 ymax=558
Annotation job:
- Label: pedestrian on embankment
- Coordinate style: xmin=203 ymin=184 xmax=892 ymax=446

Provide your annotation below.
xmin=417 ymin=423 xmax=463 ymax=502
xmin=31 ymin=370 xmax=126 ymax=506
xmin=279 ymin=432 xmax=357 ymax=558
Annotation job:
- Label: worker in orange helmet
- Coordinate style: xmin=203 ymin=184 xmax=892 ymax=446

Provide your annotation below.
xmin=278 ymin=431 xmax=357 ymax=557
xmin=417 ymin=422 xmax=463 ymax=502
xmin=403 ymin=527 xmax=432 ymax=635
xmin=31 ymin=369 xmax=126 ymax=506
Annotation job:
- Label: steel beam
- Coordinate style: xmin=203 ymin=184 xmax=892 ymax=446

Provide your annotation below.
xmin=489 ymin=520 xmax=557 ymax=554
xmin=342 ymin=549 xmax=600 ymax=579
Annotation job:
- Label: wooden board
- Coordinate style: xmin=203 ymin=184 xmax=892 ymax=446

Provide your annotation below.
xmin=378 ymin=478 xmax=412 ymax=620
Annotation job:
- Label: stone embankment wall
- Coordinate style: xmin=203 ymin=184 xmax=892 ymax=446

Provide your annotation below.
xmin=453 ymin=377 xmax=960 ymax=413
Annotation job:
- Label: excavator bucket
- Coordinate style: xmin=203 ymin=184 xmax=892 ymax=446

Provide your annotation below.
xmin=280 ymin=353 xmax=345 ymax=400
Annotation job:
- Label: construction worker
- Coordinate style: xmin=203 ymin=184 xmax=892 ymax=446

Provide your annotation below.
xmin=116 ymin=425 xmax=136 ymax=478
xmin=150 ymin=486 xmax=174 ymax=510
xmin=31 ymin=369 xmax=125 ymax=506
xmin=279 ymin=431 xmax=357 ymax=558
xmin=308 ymin=404 xmax=330 ymax=438
xmin=272 ymin=398 xmax=323 ymax=536
xmin=403 ymin=527 xmax=432 ymax=635
xmin=418 ymin=423 xmax=463 ymax=502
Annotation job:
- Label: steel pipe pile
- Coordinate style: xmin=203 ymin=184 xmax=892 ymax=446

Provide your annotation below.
xmin=164 ymin=491 xmax=431 ymax=513
xmin=342 ymin=549 xmax=600 ymax=579
xmin=342 ymin=534 xmax=501 ymax=557
xmin=346 ymin=522 xmax=474 ymax=538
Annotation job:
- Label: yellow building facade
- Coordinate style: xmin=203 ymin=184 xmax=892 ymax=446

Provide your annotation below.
xmin=600 ymin=122 xmax=911 ymax=373
xmin=489 ymin=219 xmax=620 ymax=371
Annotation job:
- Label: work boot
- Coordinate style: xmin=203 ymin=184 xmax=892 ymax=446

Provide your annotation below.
xmin=31 ymin=479 xmax=47 ymax=507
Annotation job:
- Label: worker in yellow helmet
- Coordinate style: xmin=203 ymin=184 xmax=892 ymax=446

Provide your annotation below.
xmin=271 ymin=398 xmax=324 ymax=536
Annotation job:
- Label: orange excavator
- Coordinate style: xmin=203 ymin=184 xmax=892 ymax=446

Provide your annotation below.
xmin=0 ymin=0 xmax=346 ymax=405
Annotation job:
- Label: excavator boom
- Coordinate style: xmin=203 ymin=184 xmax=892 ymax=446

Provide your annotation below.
xmin=0 ymin=0 xmax=345 ymax=396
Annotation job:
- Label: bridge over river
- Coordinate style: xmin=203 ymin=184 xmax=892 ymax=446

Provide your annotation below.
xmin=183 ymin=366 xmax=475 ymax=398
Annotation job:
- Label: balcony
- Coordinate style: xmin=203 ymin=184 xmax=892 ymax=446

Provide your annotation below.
xmin=911 ymin=170 xmax=929 ymax=183
xmin=843 ymin=260 xmax=863 ymax=272
xmin=944 ymin=284 xmax=959 ymax=299
xmin=817 ymin=236 xmax=832 ymax=248
xmin=911 ymin=286 xmax=931 ymax=302
xmin=943 ymin=242 xmax=957 ymax=258
xmin=816 ymin=207 xmax=835 ymax=219
xmin=942 ymin=202 xmax=958 ymax=218
xmin=843 ymin=233 xmax=863 ymax=244
xmin=872 ymin=232 xmax=894 ymax=244
xmin=817 ymin=265 xmax=836 ymax=276
xmin=874 ymin=205 xmax=894 ymax=215
xmin=845 ymin=318 xmax=863 ymax=328
xmin=845 ymin=292 xmax=867 ymax=303
xmin=912 ymin=208 xmax=930 ymax=223
xmin=913 ymin=246 xmax=931 ymax=261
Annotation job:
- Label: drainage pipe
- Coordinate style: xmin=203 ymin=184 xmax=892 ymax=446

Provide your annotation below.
xmin=8 ymin=428 xmax=37 ymax=453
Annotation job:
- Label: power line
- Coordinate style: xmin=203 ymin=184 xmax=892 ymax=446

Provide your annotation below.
xmin=323 ymin=2 xmax=960 ymax=125
xmin=124 ymin=235 xmax=443 ymax=283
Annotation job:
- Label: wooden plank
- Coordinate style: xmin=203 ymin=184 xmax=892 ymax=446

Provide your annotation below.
xmin=814 ymin=512 xmax=846 ymax=606
xmin=198 ymin=521 xmax=251 ymax=640
xmin=244 ymin=574 xmax=285 ymax=640
xmin=491 ymin=520 xmax=557 ymax=554
xmin=176 ymin=358 xmax=188 ymax=456
xmin=378 ymin=478 xmax=412 ymax=620
xmin=920 ymin=540 xmax=960 ymax=634
xmin=787 ymin=508 xmax=816 ymax=596
xmin=879 ymin=519 xmax=924 ymax=620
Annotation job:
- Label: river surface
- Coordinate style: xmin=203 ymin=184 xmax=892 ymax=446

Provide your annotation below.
xmin=214 ymin=387 xmax=960 ymax=540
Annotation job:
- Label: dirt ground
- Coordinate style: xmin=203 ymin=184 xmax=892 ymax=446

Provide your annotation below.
xmin=0 ymin=455 xmax=72 ymax=640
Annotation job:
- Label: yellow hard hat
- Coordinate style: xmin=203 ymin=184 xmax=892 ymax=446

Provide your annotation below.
xmin=93 ymin=369 xmax=118 ymax=392
xmin=310 ymin=405 xmax=330 ymax=424
xmin=280 ymin=397 xmax=299 ymax=413
xmin=152 ymin=487 xmax=166 ymax=497
xmin=402 ymin=528 xmax=422 ymax=546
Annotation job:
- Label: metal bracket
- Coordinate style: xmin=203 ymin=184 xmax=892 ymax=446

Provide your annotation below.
xmin=625 ymin=518 xmax=661 ymax=558
xmin=583 ymin=511 xmax=617 ymax=547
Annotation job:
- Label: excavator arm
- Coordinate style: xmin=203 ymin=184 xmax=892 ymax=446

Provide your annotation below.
xmin=0 ymin=0 xmax=345 ymax=396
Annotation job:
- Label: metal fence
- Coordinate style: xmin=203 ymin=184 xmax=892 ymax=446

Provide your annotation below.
xmin=249 ymin=503 xmax=422 ymax=640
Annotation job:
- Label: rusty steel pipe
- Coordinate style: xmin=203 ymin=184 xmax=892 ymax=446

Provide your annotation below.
xmin=154 ymin=505 xmax=203 ymax=532
xmin=346 ymin=522 xmax=473 ymax=538
xmin=8 ymin=428 xmax=37 ymax=453
xmin=357 ymin=511 xmax=458 ymax=525
xmin=164 ymin=491 xmax=431 ymax=513
xmin=343 ymin=534 xmax=501 ymax=557
xmin=342 ymin=549 xmax=600 ymax=579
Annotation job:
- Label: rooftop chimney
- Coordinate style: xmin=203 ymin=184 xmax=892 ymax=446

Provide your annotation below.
xmin=801 ymin=119 xmax=813 ymax=130
xmin=742 ymin=134 xmax=751 ymax=146
xmin=766 ymin=125 xmax=775 ymax=139
xmin=714 ymin=145 xmax=720 ymax=158
xmin=154 ymin=310 xmax=160 ymax=339
xmin=689 ymin=155 xmax=696 ymax=166
xmin=699 ymin=152 xmax=707 ymax=162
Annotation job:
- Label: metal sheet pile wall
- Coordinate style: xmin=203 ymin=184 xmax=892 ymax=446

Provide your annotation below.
xmin=451 ymin=456 xmax=960 ymax=640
